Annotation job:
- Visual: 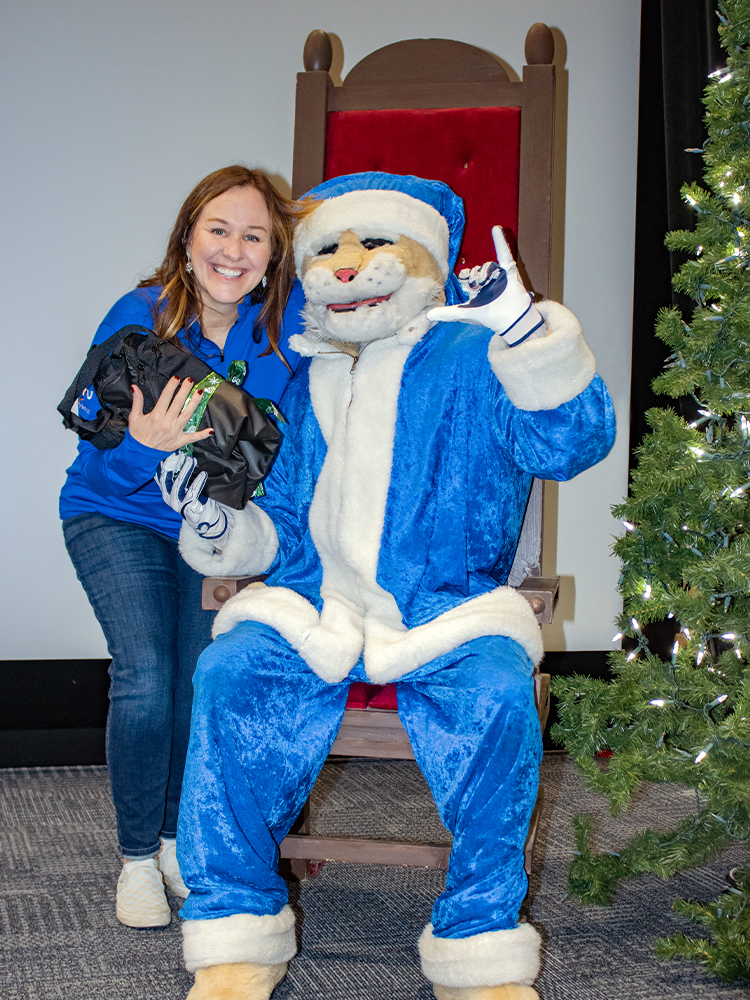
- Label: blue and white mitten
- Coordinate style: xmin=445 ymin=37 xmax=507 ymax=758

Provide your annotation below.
xmin=428 ymin=226 xmax=546 ymax=347
xmin=155 ymin=453 xmax=234 ymax=550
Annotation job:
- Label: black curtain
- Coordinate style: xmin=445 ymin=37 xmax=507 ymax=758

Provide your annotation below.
xmin=631 ymin=0 xmax=723 ymax=458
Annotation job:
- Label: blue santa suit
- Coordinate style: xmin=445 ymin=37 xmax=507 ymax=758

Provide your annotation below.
xmin=177 ymin=298 xmax=615 ymax=987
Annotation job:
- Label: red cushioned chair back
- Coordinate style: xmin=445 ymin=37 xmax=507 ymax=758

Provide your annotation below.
xmin=324 ymin=106 xmax=521 ymax=270
xmin=293 ymin=30 xmax=558 ymax=299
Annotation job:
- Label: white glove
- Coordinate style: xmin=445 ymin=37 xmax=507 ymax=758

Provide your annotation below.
xmin=428 ymin=227 xmax=547 ymax=346
xmin=457 ymin=259 xmax=501 ymax=300
xmin=155 ymin=453 xmax=233 ymax=548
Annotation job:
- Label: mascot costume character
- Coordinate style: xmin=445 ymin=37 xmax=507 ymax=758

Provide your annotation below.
xmin=161 ymin=172 xmax=616 ymax=1000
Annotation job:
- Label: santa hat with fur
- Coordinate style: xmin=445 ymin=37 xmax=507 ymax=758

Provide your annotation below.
xmin=294 ymin=172 xmax=468 ymax=305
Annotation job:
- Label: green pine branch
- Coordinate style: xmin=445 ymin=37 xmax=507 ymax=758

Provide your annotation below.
xmin=655 ymin=866 xmax=750 ymax=982
xmin=550 ymin=0 xmax=750 ymax=981
xmin=568 ymin=813 xmax=733 ymax=906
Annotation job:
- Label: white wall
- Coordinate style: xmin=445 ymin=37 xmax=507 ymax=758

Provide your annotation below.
xmin=0 ymin=0 xmax=639 ymax=659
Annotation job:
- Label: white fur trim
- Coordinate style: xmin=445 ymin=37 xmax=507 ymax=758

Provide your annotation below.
xmin=363 ymin=587 xmax=544 ymax=683
xmin=489 ymin=301 xmax=596 ymax=410
xmin=213 ymin=584 xmax=364 ymax=683
xmin=212 ymin=583 xmax=542 ymax=683
xmin=294 ymin=189 xmax=450 ymax=277
xmin=419 ymin=922 xmax=541 ymax=988
xmin=212 ymin=582 xmax=318 ymax=640
xmin=306 ymin=336 xmax=408 ymax=616
xmin=182 ymin=907 xmax=297 ymax=972
xmin=178 ymin=504 xmax=279 ymax=577
xmin=297 ymin=594 xmax=366 ymax=681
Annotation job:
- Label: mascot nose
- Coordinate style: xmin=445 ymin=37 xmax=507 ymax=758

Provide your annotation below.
xmin=334 ymin=268 xmax=358 ymax=283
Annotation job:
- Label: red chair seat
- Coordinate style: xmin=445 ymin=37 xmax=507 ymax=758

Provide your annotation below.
xmin=345 ymin=682 xmax=398 ymax=710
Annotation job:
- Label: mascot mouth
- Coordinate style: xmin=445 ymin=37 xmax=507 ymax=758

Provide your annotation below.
xmin=327 ymin=294 xmax=392 ymax=313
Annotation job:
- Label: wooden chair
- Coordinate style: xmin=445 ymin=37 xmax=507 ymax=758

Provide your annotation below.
xmin=204 ymin=23 xmax=563 ymax=877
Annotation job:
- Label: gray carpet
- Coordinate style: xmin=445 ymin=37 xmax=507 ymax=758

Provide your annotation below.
xmin=0 ymin=755 xmax=747 ymax=999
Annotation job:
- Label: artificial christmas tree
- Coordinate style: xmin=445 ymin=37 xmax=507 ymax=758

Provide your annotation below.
xmin=551 ymin=0 xmax=750 ymax=982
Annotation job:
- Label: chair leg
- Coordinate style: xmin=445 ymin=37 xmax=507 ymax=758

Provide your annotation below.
xmin=284 ymin=800 xmax=314 ymax=882
xmin=523 ymin=789 xmax=544 ymax=876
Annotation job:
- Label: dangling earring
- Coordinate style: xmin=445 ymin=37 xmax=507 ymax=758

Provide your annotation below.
xmin=260 ymin=275 xmax=267 ymax=290
xmin=186 ymin=248 xmax=193 ymax=274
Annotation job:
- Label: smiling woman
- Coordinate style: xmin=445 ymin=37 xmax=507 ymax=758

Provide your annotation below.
xmin=58 ymin=165 xmax=309 ymax=932
xmin=139 ymin=165 xmax=305 ymax=367
xmin=185 ymin=187 xmax=273 ymax=349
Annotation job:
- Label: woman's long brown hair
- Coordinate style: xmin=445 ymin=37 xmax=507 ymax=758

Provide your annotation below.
xmin=138 ymin=165 xmax=310 ymax=368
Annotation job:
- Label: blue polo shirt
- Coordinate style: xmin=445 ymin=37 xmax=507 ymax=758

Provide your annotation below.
xmin=59 ymin=282 xmax=306 ymax=537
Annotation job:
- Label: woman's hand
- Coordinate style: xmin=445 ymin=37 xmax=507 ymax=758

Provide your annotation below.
xmin=128 ymin=377 xmax=214 ymax=451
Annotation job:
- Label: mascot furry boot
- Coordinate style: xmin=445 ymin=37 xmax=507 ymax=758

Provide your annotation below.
xmin=172 ymin=172 xmax=616 ymax=1000
xmin=186 ymin=966 xmax=537 ymax=1000
xmin=187 ymin=963 xmax=287 ymax=1000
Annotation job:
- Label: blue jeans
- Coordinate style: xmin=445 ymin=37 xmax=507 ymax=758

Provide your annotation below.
xmin=63 ymin=512 xmax=214 ymax=858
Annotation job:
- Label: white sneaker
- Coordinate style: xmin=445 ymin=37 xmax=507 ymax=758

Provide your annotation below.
xmin=158 ymin=838 xmax=190 ymax=899
xmin=116 ymin=858 xmax=171 ymax=928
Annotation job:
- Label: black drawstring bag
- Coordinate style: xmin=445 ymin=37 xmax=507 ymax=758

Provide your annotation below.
xmin=58 ymin=325 xmax=283 ymax=510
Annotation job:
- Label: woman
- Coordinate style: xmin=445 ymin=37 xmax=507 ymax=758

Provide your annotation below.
xmin=59 ymin=165 xmax=306 ymax=929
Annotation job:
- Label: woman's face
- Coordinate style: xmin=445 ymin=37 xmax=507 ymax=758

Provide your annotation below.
xmin=187 ymin=185 xmax=273 ymax=314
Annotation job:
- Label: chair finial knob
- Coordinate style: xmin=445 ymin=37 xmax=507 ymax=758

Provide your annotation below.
xmin=303 ymin=30 xmax=333 ymax=72
xmin=525 ymin=23 xmax=555 ymax=65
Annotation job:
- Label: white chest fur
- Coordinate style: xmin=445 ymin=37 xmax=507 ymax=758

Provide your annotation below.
xmin=307 ymin=336 xmax=410 ymax=629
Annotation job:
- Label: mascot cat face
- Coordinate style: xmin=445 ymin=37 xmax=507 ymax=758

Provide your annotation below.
xmin=295 ymin=187 xmax=451 ymax=345
xmin=300 ymin=229 xmax=445 ymax=344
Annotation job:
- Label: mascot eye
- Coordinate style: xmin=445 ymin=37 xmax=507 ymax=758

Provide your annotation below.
xmin=362 ymin=238 xmax=394 ymax=250
xmin=317 ymin=243 xmax=339 ymax=256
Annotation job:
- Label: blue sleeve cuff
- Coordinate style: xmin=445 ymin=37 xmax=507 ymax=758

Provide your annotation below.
xmin=78 ymin=430 xmax=172 ymax=498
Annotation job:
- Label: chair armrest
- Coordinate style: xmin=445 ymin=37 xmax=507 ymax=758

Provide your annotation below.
xmin=202 ymin=574 xmax=560 ymax=622
xmin=516 ymin=575 xmax=559 ymax=624
xmin=201 ymin=576 xmax=264 ymax=610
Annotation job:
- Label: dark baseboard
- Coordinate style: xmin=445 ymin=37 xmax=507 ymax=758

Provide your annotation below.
xmin=0 ymin=651 xmax=610 ymax=766
xmin=0 ymin=658 xmax=111 ymax=729
xmin=0 ymin=659 xmax=110 ymax=767
xmin=0 ymin=728 xmax=106 ymax=768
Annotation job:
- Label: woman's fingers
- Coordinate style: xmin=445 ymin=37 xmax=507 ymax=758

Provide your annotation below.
xmin=128 ymin=377 xmax=214 ymax=450
xmin=151 ymin=375 xmax=190 ymax=416
xmin=180 ymin=425 xmax=214 ymax=444
xmin=130 ymin=384 xmax=145 ymax=420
